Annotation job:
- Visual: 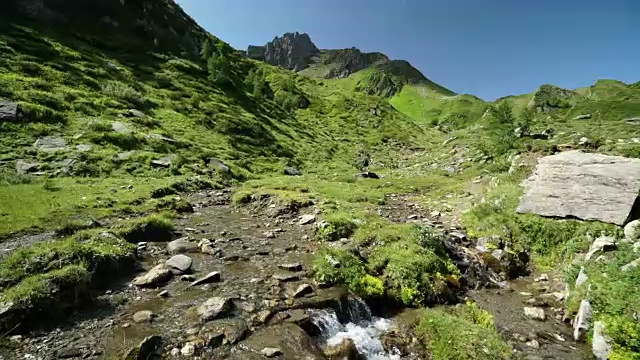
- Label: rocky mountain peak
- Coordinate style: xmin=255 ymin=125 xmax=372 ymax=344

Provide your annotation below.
xmin=247 ymin=32 xmax=320 ymax=71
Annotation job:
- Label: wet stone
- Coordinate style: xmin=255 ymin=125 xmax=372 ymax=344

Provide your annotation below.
xmin=273 ymin=273 xmax=300 ymax=282
xmin=56 ymin=347 xmax=82 ymax=359
xmin=167 ymin=237 xmax=199 ymax=255
xmin=132 ymin=264 xmax=173 ymax=287
xmin=278 ymin=263 xmax=303 ymax=271
xmin=165 ymin=254 xmax=193 ymax=274
xmin=196 ymin=297 xmax=232 ymax=321
xmin=288 ymin=283 xmax=313 ymax=298
xmin=191 ymin=271 xmax=222 ymax=286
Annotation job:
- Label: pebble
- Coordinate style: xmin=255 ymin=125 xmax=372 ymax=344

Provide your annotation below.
xmin=261 ymin=347 xmax=282 ymax=357
xmin=526 ymin=340 xmax=540 ymax=348
xmin=158 ymin=290 xmax=169 ymax=298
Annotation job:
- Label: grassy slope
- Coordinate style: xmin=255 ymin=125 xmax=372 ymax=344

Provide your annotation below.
xmin=1 ymin=1 xmax=640 ymax=357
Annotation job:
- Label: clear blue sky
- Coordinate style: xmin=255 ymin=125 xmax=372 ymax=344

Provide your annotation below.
xmin=176 ymin=0 xmax=640 ymax=100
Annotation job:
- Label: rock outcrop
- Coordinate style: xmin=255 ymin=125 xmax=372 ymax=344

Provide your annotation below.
xmin=247 ymin=32 xmax=320 ymax=71
xmin=517 ymin=151 xmax=640 ymax=225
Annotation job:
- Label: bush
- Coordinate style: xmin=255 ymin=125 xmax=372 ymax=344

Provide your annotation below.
xmin=316 ymin=212 xmax=358 ymax=242
xmin=101 ymin=81 xmax=146 ymax=109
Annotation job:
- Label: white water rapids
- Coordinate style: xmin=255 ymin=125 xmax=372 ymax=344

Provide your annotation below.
xmin=310 ymin=296 xmax=401 ymax=360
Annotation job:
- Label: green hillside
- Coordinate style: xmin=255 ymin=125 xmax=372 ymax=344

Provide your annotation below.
xmin=1 ymin=1 xmax=640 ymax=358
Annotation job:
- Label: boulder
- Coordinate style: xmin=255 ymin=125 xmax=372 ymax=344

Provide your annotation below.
xmin=624 ymin=219 xmax=640 ymax=243
xmin=621 ymin=258 xmax=640 ymax=272
xmin=592 ymin=321 xmax=612 ymax=360
xmin=0 ymin=100 xmax=18 ymax=121
xmin=624 ymin=117 xmax=640 ymax=124
xmin=124 ymin=335 xmax=163 ymax=360
xmin=298 ymin=214 xmax=316 ymax=225
xmin=132 ymin=264 xmax=173 ymax=287
xmin=324 ymin=338 xmax=360 ymax=360
xmin=575 ymin=267 xmax=588 ymax=287
xmin=15 ymin=160 xmax=41 ymax=174
xmin=132 ymin=310 xmax=154 ymax=323
xmin=284 ymin=167 xmax=302 ymax=176
xmin=517 ymin=151 xmax=640 ymax=225
xmin=208 ymin=157 xmax=230 ymax=173
xmin=585 ymin=236 xmax=617 ymax=261
xmin=191 ymin=271 xmax=222 ymax=286
xmin=279 ymin=263 xmax=303 ymax=272
xmin=196 ymin=297 xmax=232 ymax=321
xmin=523 ymin=307 xmax=546 ymax=321
xmin=115 ymin=151 xmax=135 ymax=161
xmin=240 ymin=323 xmax=326 ymax=360
xmin=111 ymin=121 xmax=132 ymax=133
xmin=165 ymin=254 xmax=193 ymax=274
xmin=261 ymin=347 xmax=283 ymax=358
xmin=33 ymin=136 xmax=67 ymax=152
xmin=151 ymin=154 xmax=177 ymax=168
xmin=75 ymin=144 xmax=93 ymax=152
xmin=573 ymin=299 xmax=592 ymax=341
xmin=167 ymin=237 xmax=199 ymax=254
xmin=287 ymin=283 xmax=314 ymax=298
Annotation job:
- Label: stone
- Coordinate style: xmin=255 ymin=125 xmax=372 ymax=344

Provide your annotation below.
xmin=578 ymin=136 xmax=590 ymax=146
xmin=624 ymin=116 xmax=640 ymax=124
xmin=516 ymin=151 xmax=640 ymax=225
xmin=127 ymin=109 xmax=146 ymax=118
xmin=324 ymin=338 xmax=360 ymax=360
xmin=621 ymin=258 xmax=640 ymax=272
xmin=356 ymin=171 xmax=380 ymax=179
xmin=624 ymin=219 xmax=640 ymax=243
xmin=523 ymin=307 xmax=546 ymax=321
xmin=151 ymin=154 xmax=177 ymax=168
xmin=196 ymin=297 xmax=232 ymax=321
xmin=0 ymin=100 xmax=18 ymax=121
xmin=115 ymin=151 xmax=135 ymax=161
xmin=592 ymin=321 xmax=612 ymax=360
xmin=273 ymin=273 xmax=299 ymax=282
xmin=111 ymin=121 xmax=132 ymax=133
xmin=145 ymin=133 xmax=176 ymax=142
xmin=278 ymin=263 xmax=303 ymax=271
xmin=132 ymin=310 xmax=154 ymax=323
xmin=575 ymin=267 xmax=588 ymax=287
xmin=180 ymin=343 xmax=195 ymax=356
xmin=574 ymin=114 xmax=592 ymax=120
xmin=525 ymin=340 xmax=540 ymax=349
xmin=208 ymin=157 xmax=230 ymax=173
xmin=167 ymin=237 xmax=199 ymax=254
xmin=158 ymin=290 xmax=170 ymax=298
xmin=288 ymin=283 xmax=313 ymax=298
xmin=33 ymin=136 xmax=67 ymax=152
xmin=585 ymin=235 xmax=617 ymax=261
xmin=56 ymin=347 xmax=82 ymax=358
xmin=298 ymin=214 xmax=316 ymax=225
xmin=132 ymin=264 xmax=173 ymax=287
xmin=180 ymin=275 xmax=196 ymax=282
xmin=260 ymin=347 xmax=282 ymax=357
xmin=284 ymin=167 xmax=302 ymax=176
xmin=75 ymin=144 xmax=93 ymax=152
xmin=165 ymin=254 xmax=193 ymax=274
xmin=573 ymin=299 xmax=592 ymax=341
xmin=15 ymin=160 xmax=41 ymax=174
xmin=191 ymin=271 xmax=222 ymax=286
xmin=136 ymin=335 xmax=163 ymax=360
xmin=535 ymin=274 xmax=549 ymax=282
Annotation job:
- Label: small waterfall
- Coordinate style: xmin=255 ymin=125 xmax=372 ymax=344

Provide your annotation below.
xmin=310 ymin=296 xmax=400 ymax=360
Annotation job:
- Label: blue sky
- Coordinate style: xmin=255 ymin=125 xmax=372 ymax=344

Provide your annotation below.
xmin=176 ymin=0 xmax=640 ymax=100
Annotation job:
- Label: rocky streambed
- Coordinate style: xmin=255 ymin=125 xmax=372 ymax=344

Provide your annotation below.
xmin=5 ymin=190 xmax=591 ymax=359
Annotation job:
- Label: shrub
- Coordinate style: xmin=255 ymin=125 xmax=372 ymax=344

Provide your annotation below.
xmin=116 ymin=214 xmax=174 ymax=243
xmin=316 ymin=212 xmax=358 ymax=242
xmin=101 ymin=81 xmax=146 ymax=109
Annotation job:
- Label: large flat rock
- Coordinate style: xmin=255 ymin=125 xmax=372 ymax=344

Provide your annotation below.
xmin=517 ymin=151 xmax=640 ymax=225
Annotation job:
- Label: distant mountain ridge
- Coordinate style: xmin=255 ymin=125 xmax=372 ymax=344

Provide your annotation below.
xmin=246 ymin=32 xmax=455 ymax=97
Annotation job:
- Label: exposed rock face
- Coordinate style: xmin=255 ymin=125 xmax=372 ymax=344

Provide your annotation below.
xmin=592 ymin=321 xmax=612 ymax=360
xmin=323 ymin=48 xmax=388 ymax=78
xmin=247 ymin=32 xmax=320 ymax=71
xmin=573 ymin=300 xmax=592 ymax=341
xmin=517 ymin=151 xmax=640 ymax=225
xmin=0 ymin=100 xmax=19 ymax=121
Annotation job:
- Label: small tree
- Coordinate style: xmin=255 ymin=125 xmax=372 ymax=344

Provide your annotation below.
xmin=207 ymin=53 xmax=231 ymax=86
xmin=200 ymin=38 xmax=214 ymax=61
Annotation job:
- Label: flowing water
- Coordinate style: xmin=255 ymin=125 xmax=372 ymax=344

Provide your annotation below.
xmin=311 ymin=296 xmax=400 ymax=360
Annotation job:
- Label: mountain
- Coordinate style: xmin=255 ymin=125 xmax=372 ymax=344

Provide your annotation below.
xmin=247 ymin=32 xmax=455 ymax=97
xmin=1 ymin=2 xmax=640 ymax=359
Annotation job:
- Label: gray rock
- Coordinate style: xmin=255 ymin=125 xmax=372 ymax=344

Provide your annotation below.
xmin=33 ymin=136 xmax=67 ymax=152
xmin=585 ymin=235 xmax=617 ymax=261
xmin=145 ymin=133 xmax=176 ymax=142
xmin=284 ymin=167 xmax=302 ymax=176
xmin=111 ymin=121 xmax=132 ymax=133
xmin=624 ymin=219 xmax=640 ymax=243
xmin=151 ymin=154 xmax=177 ymax=168
xmin=624 ymin=116 xmax=640 ymax=124
xmin=132 ymin=264 xmax=173 ymax=287
xmin=208 ymin=157 xmax=230 ymax=173
xmin=15 ymin=160 xmax=41 ymax=174
xmin=261 ymin=347 xmax=283 ymax=357
xmin=578 ymin=136 xmax=590 ymax=146
xmin=137 ymin=335 xmax=163 ymax=360
xmin=278 ymin=263 xmax=303 ymax=271
xmin=56 ymin=347 xmax=82 ymax=358
xmin=132 ymin=310 xmax=154 ymax=323
xmin=127 ymin=109 xmax=146 ymax=118
xmin=180 ymin=342 xmax=195 ymax=356
xmin=621 ymin=257 xmax=640 ymax=272
xmin=592 ymin=321 xmax=612 ymax=360
xmin=165 ymin=254 xmax=193 ymax=274
xmin=247 ymin=32 xmax=319 ymax=71
xmin=0 ymin=100 xmax=18 ymax=121
xmin=115 ymin=151 xmax=135 ymax=161
xmin=75 ymin=144 xmax=93 ymax=152
xmin=273 ymin=273 xmax=299 ymax=282
xmin=158 ymin=290 xmax=169 ymax=298
xmin=167 ymin=237 xmax=199 ymax=254
xmin=288 ymin=283 xmax=313 ymax=298
xmin=196 ymin=297 xmax=232 ymax=321
xmin=573 ymin=299 xmax=592 ymax=341
xmin=516 ymin=151 xmax=640 ymax=225
xmin=574 ymin=114 xmax=592 ymax=120
xmin=575 ymin=267 xmax=588 ymax=287
xmin=523 ymin=307 xmax=546 ymax=321
xmin=191 ymin=271 xmax=221 ymax=286
xmin=298 ymin=214 xmax=316 ymax=225
xmin=180 ymin=274 xmax=196 ymax=282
